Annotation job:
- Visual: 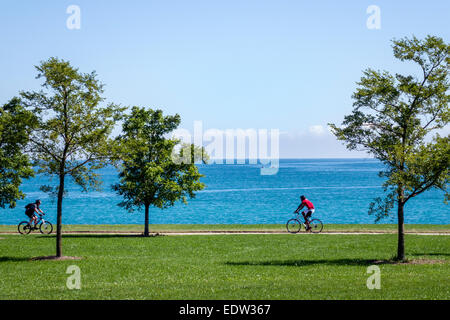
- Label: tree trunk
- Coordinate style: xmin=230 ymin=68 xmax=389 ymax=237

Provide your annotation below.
xmin=56 ymin=173 xmax=65 ymax=257
xmin=144 ymin=204 xmax=150 ymax=237
xmin=396 ymin=188 xmax=405 ymax=261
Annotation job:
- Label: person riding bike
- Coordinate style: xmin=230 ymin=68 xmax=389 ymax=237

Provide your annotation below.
xmin=294 ymin=195 xmax=315 ymax=231
xmin=25 ymin=200 xmax=44 ymax=230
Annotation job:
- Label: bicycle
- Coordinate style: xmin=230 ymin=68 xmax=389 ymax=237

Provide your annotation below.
xmin=18 ymin=213 xmax=53 ymax=235
xmin=286 ymin=211 xmax=323 ymax=234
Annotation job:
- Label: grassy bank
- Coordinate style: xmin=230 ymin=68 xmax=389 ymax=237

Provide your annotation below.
xmin=0 ymin=233 xmax=449 ymax=299
xmin=0 ymin=224 xmax=449 ymax=233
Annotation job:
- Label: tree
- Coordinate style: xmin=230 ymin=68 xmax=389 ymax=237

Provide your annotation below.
xmin=0 ymin=98 xmax=35 ymax=209
xmin=113 ymin=107 xmax=207 ymax=237
xmin=330 ymin=36 xmax=449 ymax=261
xmin=21 ymin=57 xmax=124 ymax=257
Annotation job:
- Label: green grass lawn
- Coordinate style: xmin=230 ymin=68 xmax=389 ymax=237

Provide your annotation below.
xmin=0 ymin=233 xmax=449 ymax=299
xmin=1 ymin=224 xmax=449 ymax=233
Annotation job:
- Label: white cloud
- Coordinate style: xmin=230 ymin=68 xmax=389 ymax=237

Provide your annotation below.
xmin=279 ymin=127 xmax=367 ymax=158
xmin=309 ymin=125 xmax=325 ymax=135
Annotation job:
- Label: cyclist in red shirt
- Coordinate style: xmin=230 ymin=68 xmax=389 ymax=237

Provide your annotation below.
xmin=294 ymin=195 xmax=315 ymax=231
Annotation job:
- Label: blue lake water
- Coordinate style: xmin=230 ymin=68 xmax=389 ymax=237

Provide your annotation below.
xmin=1 ymin=159 xmax=448 ymax=225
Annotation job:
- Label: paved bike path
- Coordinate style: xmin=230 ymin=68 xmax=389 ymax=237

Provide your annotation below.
xmin=1 ymin=231 xmax=449 ymax=235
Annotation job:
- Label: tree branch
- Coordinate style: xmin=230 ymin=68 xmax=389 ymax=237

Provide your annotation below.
xmin=29 ymin=137 xmax=62 ymax=162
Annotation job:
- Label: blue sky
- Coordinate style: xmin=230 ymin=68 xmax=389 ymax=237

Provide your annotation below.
xmin=1 ymin=0 xmax=449 ymax=157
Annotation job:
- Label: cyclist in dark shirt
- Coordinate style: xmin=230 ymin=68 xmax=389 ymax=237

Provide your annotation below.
xmin=25 ymin=200 xmax=44 ymax=229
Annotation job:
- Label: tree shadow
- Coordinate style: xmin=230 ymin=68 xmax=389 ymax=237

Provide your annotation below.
xmin=225 ymin=258 xmax=389 ymax=267
xmin=0 ymin=256 xmax=31 ymax=263
xmin=0 ymin=255 xmax=84 ymax=262
xmin=411 ymin=252 xmax=450 ymax=257
xmin=37 ymin=234 xmax=163 ymax=239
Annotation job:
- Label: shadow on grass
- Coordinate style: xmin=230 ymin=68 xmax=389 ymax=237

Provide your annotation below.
xmin=411 ymin=252 xmax=450 ymax=257
xmin=37 ymin=234 xmax=162 ymax=239
xmin=226 ymin=258 xmax=389 ymax=267
xmin=0 ymin=256 xmax=83 ymax=262
xmin=0 ymin=256 xmax=31 ymax=262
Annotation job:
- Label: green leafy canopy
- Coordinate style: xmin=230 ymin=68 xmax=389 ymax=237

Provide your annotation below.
xmin=0 ymin=98 xmax=35 ymax=208
xmin=21 ymin=57 xmax=125 ymax=196
xmin=329 ymin=35 xmax=449 ymax=221
xmin=113 ymin=107 xmax=207 ymax=212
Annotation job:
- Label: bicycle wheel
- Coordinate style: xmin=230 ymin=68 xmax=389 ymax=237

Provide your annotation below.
xmin=286 ymin=219 xmax=302 ymax=234
xmin=309 ymin=219 xmax=323 ymax=233
xmin=18 ymin=222 xmax=32 ymax=235
xmin=39 ymin=221 xmax=53 ymax=234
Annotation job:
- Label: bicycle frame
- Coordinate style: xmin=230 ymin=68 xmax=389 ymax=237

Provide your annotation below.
xmin=295 ymin=212 xmax=311 ymax=224
xmin=18 ymin=213 xmax=53 ymax=235
xmin=32 ymin=214 xmax=46 ymax=225
xmin=287 ymin=212 xmax=323 ymax=234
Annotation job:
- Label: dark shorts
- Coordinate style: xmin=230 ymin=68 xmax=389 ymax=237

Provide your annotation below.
xmin=25 ymin=210 xmax=36 ymax=219
xmin=303 ymin=209 xmax=315 ymax=219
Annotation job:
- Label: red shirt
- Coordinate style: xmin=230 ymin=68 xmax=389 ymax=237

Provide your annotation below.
xmin=302 ymin=199 xmax=314 ymax=210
